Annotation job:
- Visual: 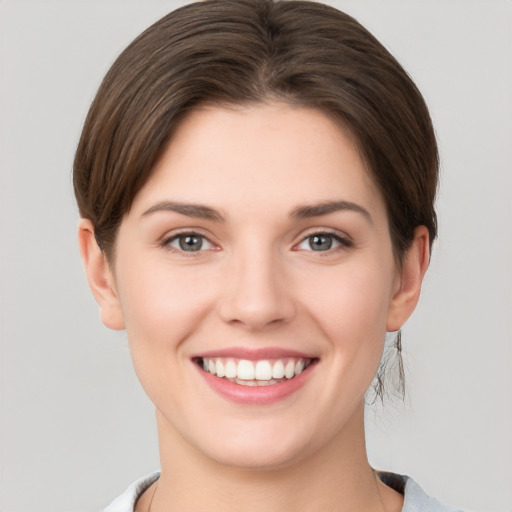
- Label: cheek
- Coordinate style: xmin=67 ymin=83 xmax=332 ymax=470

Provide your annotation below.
xmin=114 ymin=259 xmax=221 ymax=408
xmin=302 ymin=261 xmax=395 ymax=338
xmin=115 ymin=256 xmax=218 ymax=354
xmin=300 ymin=261 xmax=395 ymax=385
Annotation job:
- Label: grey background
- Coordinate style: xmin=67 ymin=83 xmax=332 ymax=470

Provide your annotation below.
xmin=0 ymin=1 xmax=510 ymax=511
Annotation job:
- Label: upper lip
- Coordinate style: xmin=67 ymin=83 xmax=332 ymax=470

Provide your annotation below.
xmin=191 ymin=347 xmax=317 ymax=361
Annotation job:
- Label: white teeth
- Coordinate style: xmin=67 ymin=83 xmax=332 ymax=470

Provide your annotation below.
xmin=255 ymin=360 xmax=272 ymax=380
xmin=237 ymin=359 xmax=255 ymax=380
xmin=225 ymin=359 xmax=237 ymax=379
xmin=215 ymin=359 xmax=225 ymax=378
xmin=236 ymin=378 xmax=257 ymax=386
xmin=284 ymin=360 xmax=295 ymax=379
xmin=272 ymin=360 xmax=285 ymax=379
xmin=202 ymin=357 xmax=312 ymax=383
xmin=235 ymin=378 xmax=279 ymax=387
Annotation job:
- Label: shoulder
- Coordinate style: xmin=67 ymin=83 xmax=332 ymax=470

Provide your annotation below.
xmin=103 ymin=472 xmax=160 ymax=512
xmin=379 ymin=472 xmax=463 ymax=512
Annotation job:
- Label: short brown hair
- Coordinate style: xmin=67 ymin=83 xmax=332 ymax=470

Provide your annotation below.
xmin=73 ymin=0 xmax=438 ymax=262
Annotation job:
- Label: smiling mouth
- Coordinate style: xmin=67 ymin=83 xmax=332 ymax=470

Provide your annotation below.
xmin=195 ymin=357 xmax=316 ymax=386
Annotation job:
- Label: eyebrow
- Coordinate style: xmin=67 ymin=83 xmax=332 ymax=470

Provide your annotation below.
xmin=290 ymin=200 xmax=372 ymax=222
xmin=141 ymin=201 xmax=225 ymax=221
xmin=141 ymin=199 xmax=371 ymax=223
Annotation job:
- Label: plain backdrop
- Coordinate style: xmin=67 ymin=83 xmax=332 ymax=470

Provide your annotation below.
xmin=0 ymin=1 xmax=511 ymax=511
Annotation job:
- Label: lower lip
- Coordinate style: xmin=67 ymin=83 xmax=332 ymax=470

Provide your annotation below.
xmin=197 ymin=364 xmax=315 ymax=405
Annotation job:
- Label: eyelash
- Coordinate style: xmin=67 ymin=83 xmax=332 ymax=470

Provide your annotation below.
xmin=294 ymin=230 xmax=353 ymax=253
xmin=161 ymin=231 xmax=215 ymax=255
xmin=161 ymin=229 xmax=352 ymax=255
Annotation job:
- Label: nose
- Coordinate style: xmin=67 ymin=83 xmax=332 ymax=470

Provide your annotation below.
xmin=218 ymin=246 xmax=296 ymax=331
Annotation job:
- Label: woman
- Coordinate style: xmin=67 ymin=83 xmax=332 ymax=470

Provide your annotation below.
xmin=74 ymin=1 xmax=461 ymax=510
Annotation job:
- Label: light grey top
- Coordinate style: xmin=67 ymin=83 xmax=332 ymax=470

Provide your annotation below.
xmin=103 ymin=471 xmax=462 ymax=512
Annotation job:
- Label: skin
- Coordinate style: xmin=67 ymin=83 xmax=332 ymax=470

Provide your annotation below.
xmin=79 ymin=103 xmax=429 ymax=512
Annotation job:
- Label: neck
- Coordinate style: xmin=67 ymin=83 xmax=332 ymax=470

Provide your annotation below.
xmin=144 ymin=402 xmax=403 ymax=512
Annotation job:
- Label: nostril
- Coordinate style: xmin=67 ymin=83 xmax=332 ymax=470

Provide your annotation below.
xmin=216 ymin=259 xmax=295 ymax=329
xmin=218 ymin=295 xmax=296 ymax=331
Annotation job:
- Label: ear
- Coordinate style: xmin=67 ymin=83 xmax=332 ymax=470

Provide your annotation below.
xmin=78 ymin=219 xmax=125 ymax=330
xmin=386 ymin=226 xmax=430 ymax=332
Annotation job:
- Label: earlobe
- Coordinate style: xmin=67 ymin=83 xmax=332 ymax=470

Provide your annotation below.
xmin=386 ymin=226 xmax=430 ymax=332
xmin=78 ymin=219 xmax=125 ymax=330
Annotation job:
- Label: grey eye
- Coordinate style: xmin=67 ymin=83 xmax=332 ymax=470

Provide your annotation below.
xmin=178 ymin=234 xmax=203 ymax=251
xmin=308 ymin=234 xmax=333 ymax=251
xmin=167 ymin=233 xmax=213 ymax=252
xmin=296 ymin=232 xmax=350 ymax=253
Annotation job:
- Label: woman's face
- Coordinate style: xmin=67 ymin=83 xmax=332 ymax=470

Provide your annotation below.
xmin=96 ymin=104 xmax=421 ymax=470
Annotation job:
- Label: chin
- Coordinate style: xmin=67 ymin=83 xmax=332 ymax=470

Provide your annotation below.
xmin=186 ymin=416 xmax=321 ymax=472
xmin=203 ymin=440 xmax=308 ymax=472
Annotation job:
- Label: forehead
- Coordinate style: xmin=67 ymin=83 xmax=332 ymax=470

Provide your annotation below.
xmin=130 ymin=103 xmax=385 ymax=221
